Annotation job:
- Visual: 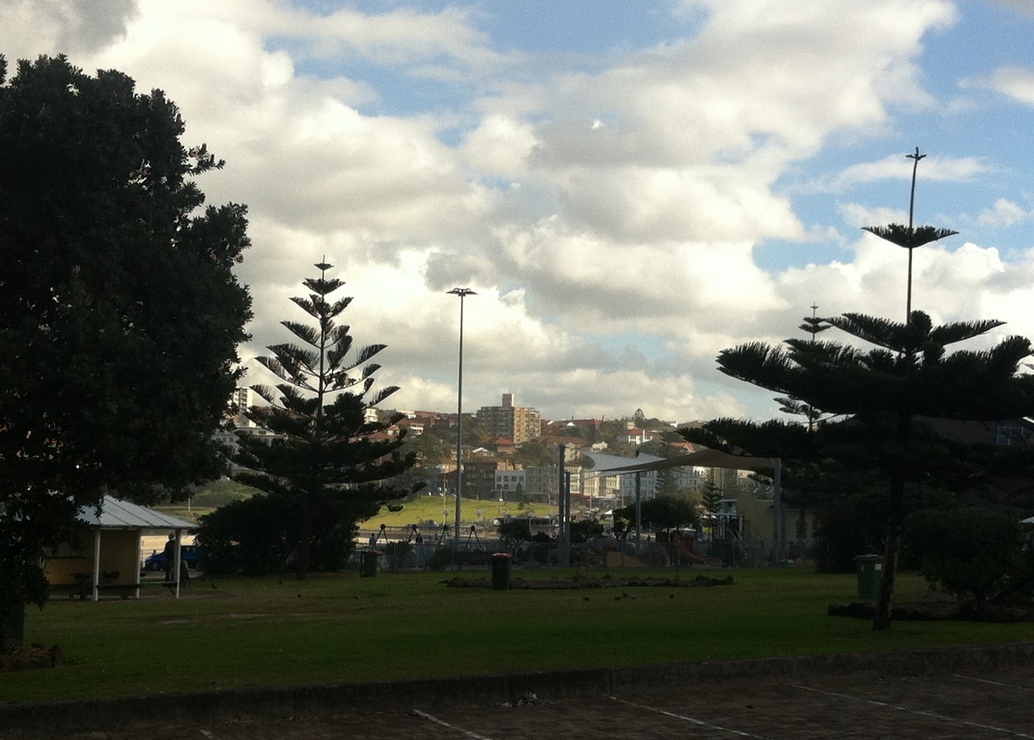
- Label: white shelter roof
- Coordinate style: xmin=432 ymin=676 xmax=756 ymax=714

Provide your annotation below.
xmin=583 ymin=451 xmax=663 ymax=474
xmin=588 ymin=448 xmax=774 ymax=476
xmin=76 ymin=495 xmax=197 ymax=531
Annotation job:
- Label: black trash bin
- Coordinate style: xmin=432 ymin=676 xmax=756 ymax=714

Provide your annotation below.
xmin=490 ymin=552 xmax=512 ymax=591
xmin=853 ymin=554 xmax=884 ymax=600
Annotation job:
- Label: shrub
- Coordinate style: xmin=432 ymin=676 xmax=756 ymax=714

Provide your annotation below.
xmin=905 ymin=506 xmax=1034 ymax=603
xmin=428 ymin=545 xmax=452 ymax=571
xmin=197 ymin=493 xmax=364 ymax=575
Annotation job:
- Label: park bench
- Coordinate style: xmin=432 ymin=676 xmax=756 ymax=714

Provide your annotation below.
xmin=70 ymin=570 xmax=127 ymax=600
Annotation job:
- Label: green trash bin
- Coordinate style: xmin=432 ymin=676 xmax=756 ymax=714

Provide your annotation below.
xmin=853 ymin=554 xmax=884 ymax=600
xmin=359 ymin=549 xmax=381 ymax=578
xmin=490 ymin=552 xmax=512 ymax=591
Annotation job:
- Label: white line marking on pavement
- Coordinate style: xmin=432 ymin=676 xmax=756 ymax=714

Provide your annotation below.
xmin=795 ymin=684 xmax=1034 ymax=738
xmin=611 ymin=696 xmax=765 ymax=738
xmin=953 ymin=673 xmax=1033 ymax=691
xmin=412 ymin=709 xmax=495 ymax=739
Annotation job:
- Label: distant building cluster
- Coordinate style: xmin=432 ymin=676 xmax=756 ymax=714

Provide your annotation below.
xmin=238 ymin=387 xmax=755 ymax=512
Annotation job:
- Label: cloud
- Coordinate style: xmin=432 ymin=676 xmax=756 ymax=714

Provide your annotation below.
xmin=827 ymin=153 xmax=991 ymax=191
xmin=838 ymin=202 xmax=909 ymax=229
xmin=4 ymin=0 xmax=1030 ymax=426
xmin=977 ymin=198 xmax=1034 ymax=228
xmin=0 ymin=0 xmax=138 ymax=59
xmin=505 ymin=0 xmax=958 ymax=243
xmin=963 ymin=65 xmax=1034 ymax=107
xmin=774 ymin=237 xmax=1034 ymax=349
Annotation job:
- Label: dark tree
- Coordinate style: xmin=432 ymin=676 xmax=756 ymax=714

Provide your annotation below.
xmin=613 ymin=495 xmax=699 ymax=535
xmin=497 ymin=518 xmax=533 ymax=554
xmin=699 ymin=311 xmax=1034 ymax=629
xmin=685 ymin=152 xmax=1034 ymax=630
xmin=231 ymin=263 xmax=418 ymax=579
xmin=700 ymin=482 xmax=724 ymax=539
xmin=569 ymin=517 xmax=605 ymax=544
xmin=775 ymin=305 xmax=834 ymax=431
xmin=513 ymin=439 xmax=559 ymax=468
xmin=0 ymin=55 xmax=252 ymax=649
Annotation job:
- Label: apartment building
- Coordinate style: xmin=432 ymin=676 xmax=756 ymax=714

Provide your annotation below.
xmin=476 ymin=393 xmax=542 ymax=445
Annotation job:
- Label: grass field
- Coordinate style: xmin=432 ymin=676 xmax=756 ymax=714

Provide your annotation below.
xmin=6 ymin=567 xmax=1034 ymax=704
xmin=364 ymin=494 xmax=555 ymax=530
xmin=157 ymin=483 xmax=554 ymax=530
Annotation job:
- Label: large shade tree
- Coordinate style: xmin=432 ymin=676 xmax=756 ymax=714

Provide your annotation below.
xmin=0 ymin=55 xmax=252 ymax=649
xmin=231 ymin=263 xmax=419 ymax=579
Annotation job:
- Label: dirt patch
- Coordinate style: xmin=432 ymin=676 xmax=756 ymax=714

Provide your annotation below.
xmin=0 ymin=644 xmax=62 ymax=672
xmin=160 ymin=612 xmax=266 ymax=625
xmin=442 ymin=574 xmax=734 ymax=589
xmin=828 ymin=600 xmax=1034 ymax=622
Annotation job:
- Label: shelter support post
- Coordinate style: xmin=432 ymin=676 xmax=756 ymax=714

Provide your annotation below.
xmin=91 ymin=529 xmax=102 ymax=602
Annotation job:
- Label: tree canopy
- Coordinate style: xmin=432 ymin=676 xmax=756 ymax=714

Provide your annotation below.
xmin=0 ymin=54 xmax=252 ymax=648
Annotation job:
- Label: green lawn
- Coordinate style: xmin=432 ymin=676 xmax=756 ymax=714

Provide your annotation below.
xmin=6 ymin=567 xmax=1034 ymax=703
xmin=365 ymin=494 xmax=555 ymax=530
xmin=155 ymin=488 xmax=552 ymax=530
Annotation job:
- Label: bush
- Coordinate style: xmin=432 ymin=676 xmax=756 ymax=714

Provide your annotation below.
xmin=570 ymin=518 xmax=604 ymax=544
xmin=497 ymin=519 xmax=532 ymax=554
xmin=428 ymin=545 xmax=452 ymax=571
xmin=905 ymin=506 xmax=1034 ymax=603
xmin=197 ymin=493 xmax=365 ymax=576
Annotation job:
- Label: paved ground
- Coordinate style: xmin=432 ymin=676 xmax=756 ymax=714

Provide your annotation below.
xmin=7 ymin=664 xmax=1032 ymax=739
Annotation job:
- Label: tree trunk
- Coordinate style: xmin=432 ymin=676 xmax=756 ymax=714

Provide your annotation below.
xmin=873 ymin=474 xmax=903 ymax=630
xmin=0 ymin=601 xmax=26 ymax=654
xmin=294 ymin=496 xmax=315 ymax=581
xmin=874 ymin=409 xmax=912 ymax=631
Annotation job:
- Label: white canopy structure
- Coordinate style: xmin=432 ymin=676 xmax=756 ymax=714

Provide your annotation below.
xmin=589 ymin=448 xmax=785 ymax=563
xmin=57 ymin=495 xmax=198 ymax=601
xmin=77 ymin=495 xmax=198 ymax=532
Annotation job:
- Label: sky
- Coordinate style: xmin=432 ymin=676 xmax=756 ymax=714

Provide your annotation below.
xmin=3 ymin=0 xmax=1034 ymax=425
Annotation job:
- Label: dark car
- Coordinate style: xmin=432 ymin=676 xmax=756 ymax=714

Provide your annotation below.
xmin=144 ymin=545 xmax=202 ymax=572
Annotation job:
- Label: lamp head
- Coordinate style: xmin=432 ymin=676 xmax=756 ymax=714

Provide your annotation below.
xmin=447 ymin=288 xmax=477 ymax=297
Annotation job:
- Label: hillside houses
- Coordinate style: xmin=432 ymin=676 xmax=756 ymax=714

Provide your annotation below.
xmin=231 ymin=386 xmax=763 ymax=516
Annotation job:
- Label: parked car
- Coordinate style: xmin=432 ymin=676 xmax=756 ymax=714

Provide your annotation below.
xmin=144 ymin=545 xmax=202 ymax=572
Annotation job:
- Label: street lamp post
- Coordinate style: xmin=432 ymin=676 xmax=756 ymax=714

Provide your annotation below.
xmin=448 ymin=288 xmax=476 ymax=556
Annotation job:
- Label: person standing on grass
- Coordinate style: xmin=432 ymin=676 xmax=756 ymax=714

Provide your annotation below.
xmin=163 ymin=534 xmax=176 ymax=582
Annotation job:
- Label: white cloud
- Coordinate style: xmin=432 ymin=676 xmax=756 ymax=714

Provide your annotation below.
xmin=831 ymin=153 xmax=990 ymax=190
xmin=4 ymin=0 xmax=1031 ymax=425
xmin=774 ymin=238 xmax=1034 ymax=351
xmin=460 ymin=114 xmax=537 ymax=177
xmin=977 ymin=198 xmax=1034 ymax=228
xmin=838 ymin=202 xmax=909 ymax=229
xmin=964 ymin=65 xmax=1034 ymax=107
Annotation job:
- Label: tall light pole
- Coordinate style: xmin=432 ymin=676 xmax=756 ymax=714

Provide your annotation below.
xmin=448 ymin=288 xmax=476 ymax=554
